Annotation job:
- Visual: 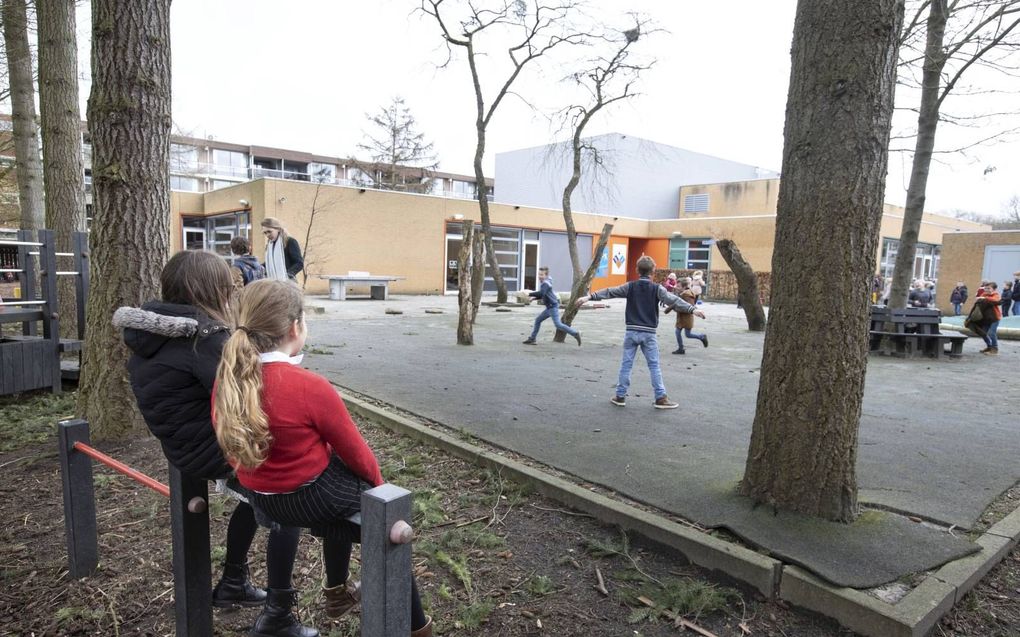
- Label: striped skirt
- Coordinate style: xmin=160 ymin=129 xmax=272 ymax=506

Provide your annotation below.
xmin=248 ymin=455 xmax=370 ymax=541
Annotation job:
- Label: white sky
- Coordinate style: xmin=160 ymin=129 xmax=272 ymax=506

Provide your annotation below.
xmin=67 ymin=0 xmax=1019 ymax=216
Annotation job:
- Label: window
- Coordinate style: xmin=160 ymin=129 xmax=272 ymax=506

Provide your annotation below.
xmin=211 ymin=149 xmax=248 ymax=178
xmin=309 ymin=163 xmax=336 ymax=183
xmin=879 ymin=238 xmax=940 ymax=281
xmin=210 ymin=180 xmax=236 ymax=191
xmin=669 ymin=238 xmax=711 ymax=271
xmin=170 ymin=143 xmax=198 ymax=173
xmin=683 ymin=193 xmax=709 ymax=213
xmin=170 ymin=176 xmax=199 ymax=192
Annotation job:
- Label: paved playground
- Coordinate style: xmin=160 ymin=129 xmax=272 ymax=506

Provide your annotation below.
xmin=301 ymin=294 xmax=1018 ymax=589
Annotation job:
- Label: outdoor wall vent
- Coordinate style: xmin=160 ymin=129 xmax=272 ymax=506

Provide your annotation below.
xmin=683 ymin=193 xmax=709 ymax=214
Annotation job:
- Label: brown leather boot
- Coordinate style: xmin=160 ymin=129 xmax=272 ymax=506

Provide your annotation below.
xmin=411 ymin=616 xmax=433 ymax=637
xmin=322 ymin=580 xmax=360 ymax=619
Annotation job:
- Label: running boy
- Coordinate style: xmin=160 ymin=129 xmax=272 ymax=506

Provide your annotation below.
xmin=576 ymin=256 xmax=704 ymax=409
xmin=523 ymin=266 xmax=581 ymax=346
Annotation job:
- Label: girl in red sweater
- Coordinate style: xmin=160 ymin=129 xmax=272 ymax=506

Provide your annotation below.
xmin=213 ymin=280 xmax=431 ymax=637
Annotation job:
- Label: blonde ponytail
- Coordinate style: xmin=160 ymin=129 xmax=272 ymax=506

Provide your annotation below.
xmin=212 ymin=279 xmax=304 ymax=469
xmin=214 ymin=330 xmax=271 ymax=469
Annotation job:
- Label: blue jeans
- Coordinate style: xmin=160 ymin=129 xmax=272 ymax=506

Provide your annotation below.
xmin=675 ymin=327 xmax=705 ymax=350
xmin=529 ymin=306 xmax=577 ymax=340
xmin=952 ymin=303 xmax=962 ymax=316
xmin=1013 ymin=302 xmax=1020 ymax=316
xmin=984 ymin=321 xmax=999 ymax=349
xmin=616 ymin=330 xmax=666 ymax=399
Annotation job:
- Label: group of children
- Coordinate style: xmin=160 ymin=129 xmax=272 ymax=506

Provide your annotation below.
xmin=114 ymin=250 xmax=432 ymax=637
xmin=524 ymin=257 xmax=708 ymax=410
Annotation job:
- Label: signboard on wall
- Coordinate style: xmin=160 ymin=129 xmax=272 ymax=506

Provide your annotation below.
xmin=611 ymin=243 xmax=627 ymax=275
xmin=595 ymin=247 xmax=609 ymax=278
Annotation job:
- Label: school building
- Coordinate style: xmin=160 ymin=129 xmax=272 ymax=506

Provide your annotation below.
xmin=169 ymin=133 xmax=989 ymax=299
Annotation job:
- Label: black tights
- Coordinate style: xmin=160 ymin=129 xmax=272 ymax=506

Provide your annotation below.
xmin=223 ymin=501 xmax=302 ymax=591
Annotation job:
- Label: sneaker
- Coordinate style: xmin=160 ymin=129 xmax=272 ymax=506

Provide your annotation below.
xmin=610 ymin=396 xmax=626 ymax=407
xmin=672 ymin=349 xmax=686 ymax=355
xmin=522 ymin=338 xmax=537 ymax=345
xmin=983 ymin=348 xmax=998 ymax=355
xmin=701 ymin=335 xmax=709 ymax=348
xmin=654 ymin=396 xmax=679 ymax=409
xmin=573 ymin=332 xmax=582 ymax=346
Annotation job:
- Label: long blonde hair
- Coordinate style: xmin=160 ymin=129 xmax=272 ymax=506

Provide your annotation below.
xmin=260 ymin=217 xmax=289 ymax=245
xmin=214 ymin=279 xmax=304 ymax=469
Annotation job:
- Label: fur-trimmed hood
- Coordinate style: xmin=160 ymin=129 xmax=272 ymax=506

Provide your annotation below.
xmin=114 ymin=302 xmax=228 ymax=359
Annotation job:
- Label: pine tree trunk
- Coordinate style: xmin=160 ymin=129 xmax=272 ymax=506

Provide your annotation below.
xmin=888 ymin=0 xmax=947 ymax=310
xmin=37 ymin=0 xmax=85 ymax=339
xmin=554 ymin=222 xmax=613 ymax=342
xmin=716 ymin=239 xmax=766 ymax=331
xmin=457 ymin=220 xmax=476 ymax=345
xmin=78 ymin=0 xmax=172 ymax=440
xmin=740 ymin=0 xmax=903 ymax=522
xmin=2 ymin=0 xmax=45 ymax=230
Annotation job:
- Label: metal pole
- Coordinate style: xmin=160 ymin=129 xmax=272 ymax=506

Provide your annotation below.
xmin=57 ymin=419 xmax=98 ymax=579
xmin=168 ymin=465 xmax=213 ymax=637
xmin=361 ymin=484 xmax=413 ymax=637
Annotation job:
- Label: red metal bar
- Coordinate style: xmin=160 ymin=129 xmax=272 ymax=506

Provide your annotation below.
xmin=73 ymin=441 xmax=170 ymax=498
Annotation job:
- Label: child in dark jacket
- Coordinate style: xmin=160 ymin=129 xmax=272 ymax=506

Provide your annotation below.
xmin=577 ymin=256 xmax=705 ymax=409
xmin=213 ymin=280 xmax=432 ymax=637
xmin=113 ymin=251 xmax=310 ymax=634
xmin=523 ymin=266 xmax=581 ymax=345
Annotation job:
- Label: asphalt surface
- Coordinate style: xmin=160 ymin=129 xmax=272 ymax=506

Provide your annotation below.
xmin=301 ymin=294 xmax=1017 ymax=588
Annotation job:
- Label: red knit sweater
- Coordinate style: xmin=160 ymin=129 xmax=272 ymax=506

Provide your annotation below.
xmin=214 ymin=362 xmax=383 ymax=493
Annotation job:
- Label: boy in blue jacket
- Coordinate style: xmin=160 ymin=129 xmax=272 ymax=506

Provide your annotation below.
xmin=576 ymin=256 xmax=704 ymax=409
xmin=523 ymin=267 xmax=581 ymax=346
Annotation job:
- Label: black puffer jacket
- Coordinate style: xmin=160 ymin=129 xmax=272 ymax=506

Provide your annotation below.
xmin=114 ymin=301 xmax=232 ymax=479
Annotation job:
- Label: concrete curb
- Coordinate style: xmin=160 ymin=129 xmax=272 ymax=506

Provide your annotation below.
xmin=341 ymin=391 xmax=1020 ymax=637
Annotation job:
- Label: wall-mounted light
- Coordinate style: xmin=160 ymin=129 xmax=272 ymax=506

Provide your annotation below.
xmin=671 ymin=231 xmax=683 ymax=237
xmin=358 ymin=188 xmax=366 ymax=194
xmin=238 ymin=199 xmax=249 ymax=207
xmin=513 ymin=205 xmax=520 ymax=210
xmin=451 ymin=213 xmax=464 ymax=220
xmin=278 ymin=196 xmax=287 ymax=203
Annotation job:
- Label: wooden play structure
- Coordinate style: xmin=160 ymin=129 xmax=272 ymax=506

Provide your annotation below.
xmin=0 ymin=229 xmax=89 ymax=394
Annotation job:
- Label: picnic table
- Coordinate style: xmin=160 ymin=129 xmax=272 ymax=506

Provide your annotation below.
xmin=868 ymin=305 xmax=968 ymax=359
xmin=317 ymin=273 xmax=405 ymax=301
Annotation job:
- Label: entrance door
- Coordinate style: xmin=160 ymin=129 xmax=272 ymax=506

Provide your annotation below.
xmin=445 ymin=235 xmax=463 ymax=293
xmin=184 ymin=228 xmax=206 ymax=251
xmin=523 ymin=242 xmax=538 ymax=290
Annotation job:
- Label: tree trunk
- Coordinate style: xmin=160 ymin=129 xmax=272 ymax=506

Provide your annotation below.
xmin=2 ymin=0 xmax=45 ymax=230
xmin=37 ymin=0 xmax=85 ymax=339
xmin=561 ymin=124 xmax=588 ymax=283
xmin=554 ymin=222 xmax=613 ymax=342
xmin=457 ymin=220 xmax=475 ymax=345
xmin=78 ymin=0 xmax=172 ymax=440
xmin=469 ymin=227 xmax=484 ymax=323
xmin=888 ymin=0 xmax=947 ymax=310
xmin=740 ymin=0 xmax=903 ymax=522
xmin=474 ymin=146 xmax=506 ymax=303
xmin=716 ymin=239 xmax=766 ymax=331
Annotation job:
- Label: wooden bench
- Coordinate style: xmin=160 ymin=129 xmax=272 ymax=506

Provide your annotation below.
xmin=318 ymin=274 xmax=404 ymax=301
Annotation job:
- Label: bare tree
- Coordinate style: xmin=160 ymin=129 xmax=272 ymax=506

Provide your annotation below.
xmin=2 ymin=0 xmax=44 ymax=230
xmin=300 ymin=174 xmax=344 ymax=290
xmin=1001 ymin=194 xmax=1020 ymax=226
xmin=887 ymin=0 xmax=1020 ymax=308
xmin=421 ymin=0 xmax=590 ymax=304
xmin=78 ymin=0 xmax=172 ymax=439
xmin=37 ymin=0 xmax=85 ymax=340
xmin=356 ymin=96 xmax=439 ymax=193
xmin=740 ymin=0 xmax=903 ymax=522
xmin=553 ymin=17 xmax=653 ymax=342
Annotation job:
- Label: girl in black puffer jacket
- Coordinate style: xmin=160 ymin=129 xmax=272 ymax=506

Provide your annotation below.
xmin=114 ymin=250 xmax=314 ymax=637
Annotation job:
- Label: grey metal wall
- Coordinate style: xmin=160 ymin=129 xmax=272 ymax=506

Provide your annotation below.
xmin=537 ymin=232 xmax=593 ymax=293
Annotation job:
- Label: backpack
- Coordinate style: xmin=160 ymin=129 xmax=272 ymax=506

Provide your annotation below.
xmin=234 ymin=258 xmax=265 ymax=285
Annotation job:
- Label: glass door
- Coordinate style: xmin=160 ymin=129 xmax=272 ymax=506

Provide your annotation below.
xmin=184 ymin=227 xmax=206 ymax=251
xmin=523 ymin=241 xmax=539 ymax=290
